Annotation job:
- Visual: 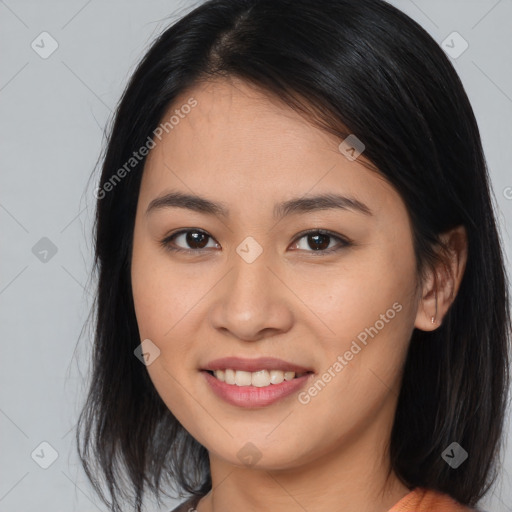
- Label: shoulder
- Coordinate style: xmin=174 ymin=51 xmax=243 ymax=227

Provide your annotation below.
xmin=388 ymin=487 xmax=481 ymax=512
xmin=168 ymin=494 xmax=203 ymax=512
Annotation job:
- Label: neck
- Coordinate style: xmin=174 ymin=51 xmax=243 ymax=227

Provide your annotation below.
xmin=196 ymin=415 xmax=411 ymax=512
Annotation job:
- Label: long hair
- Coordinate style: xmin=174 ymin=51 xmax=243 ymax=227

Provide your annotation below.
xmin=76 ymin=0 xmax=511 ymax=510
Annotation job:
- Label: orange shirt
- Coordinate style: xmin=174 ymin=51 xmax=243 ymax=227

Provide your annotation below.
xmin=389 ymin=487 xmax=479 ymax=512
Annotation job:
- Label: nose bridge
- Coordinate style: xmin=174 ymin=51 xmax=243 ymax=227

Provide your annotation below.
xmin=228 ymin=235 xmax=273 ymax=310
xmin=209 ymin=235 xmax=294 ymax=340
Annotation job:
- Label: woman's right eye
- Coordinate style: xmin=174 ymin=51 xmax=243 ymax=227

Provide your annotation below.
xmin=160 ymin=229 xmax=219 ymax=253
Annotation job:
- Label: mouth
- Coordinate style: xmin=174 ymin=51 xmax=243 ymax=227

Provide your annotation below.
xmin=200 ymin=356 xmax=315 ymax=408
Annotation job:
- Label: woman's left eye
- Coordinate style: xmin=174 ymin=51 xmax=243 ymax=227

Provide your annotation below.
xmin=291 ymin=229 xmax=352 ymax=254
xmin=160 ymin=229 xmax=351 ymax=255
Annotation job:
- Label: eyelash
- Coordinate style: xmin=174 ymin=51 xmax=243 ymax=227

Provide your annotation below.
xmin=159 ymin=228 xmax=352 ymax=256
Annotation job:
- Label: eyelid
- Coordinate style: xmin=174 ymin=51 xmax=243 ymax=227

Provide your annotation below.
xmin=160 ymin=228 xmax=352 ymax=255
xmin=290 ymin=228 xmax=352 ymax=255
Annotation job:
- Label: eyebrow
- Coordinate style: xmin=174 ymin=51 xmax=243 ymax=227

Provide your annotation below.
xmin=145 ymin=190 xmax=373 ymax=219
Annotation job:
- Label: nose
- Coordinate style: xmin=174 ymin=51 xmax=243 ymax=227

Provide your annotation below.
xmin=209 ymin=248 xmax=295 ymax=342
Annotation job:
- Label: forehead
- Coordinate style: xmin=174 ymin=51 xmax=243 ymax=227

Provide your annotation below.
xmin=140 ymin=77 xmax=405 ymax=224
xmin=158 ymin=77 xmax=338 ymax=162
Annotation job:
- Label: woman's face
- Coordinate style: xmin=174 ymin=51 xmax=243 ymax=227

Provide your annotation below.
xmin=131 ymin=77 xmax=425 ymax=471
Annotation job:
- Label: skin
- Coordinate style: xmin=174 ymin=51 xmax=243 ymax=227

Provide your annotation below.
xmin=130 ymin=76 xmax=467 ymax=512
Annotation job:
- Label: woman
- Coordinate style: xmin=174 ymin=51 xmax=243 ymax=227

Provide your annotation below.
xmin=77 ymin=1 xmax=511 ymax=511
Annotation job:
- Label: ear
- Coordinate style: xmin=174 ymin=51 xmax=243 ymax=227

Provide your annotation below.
xmin=414 ymin=225 xmax=468 ymax=331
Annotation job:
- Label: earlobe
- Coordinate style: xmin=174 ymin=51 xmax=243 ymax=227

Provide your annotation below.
xmin=431 ymin=289 xmax=438 ymax=326
xmin=414 ymin=273 xmax=439 ymax=332
xmin=414 ymin=225 xmax=468 ymax=332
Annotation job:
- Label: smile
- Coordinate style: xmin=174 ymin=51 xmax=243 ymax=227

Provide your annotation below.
xmin=202 ymin=370 xmax=314 ymax=408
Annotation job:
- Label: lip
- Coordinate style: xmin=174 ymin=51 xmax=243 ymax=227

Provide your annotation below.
xmin=202 ymin=356 xmax=313 ymax=373
xmin=202 ymin=370 xmax=314 ymax=408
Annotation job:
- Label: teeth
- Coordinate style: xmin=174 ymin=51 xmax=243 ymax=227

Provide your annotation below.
xmin=212 ymin=369 xmax=306 ymax=386
xmin=251 ymin=370 xmax=270 ymax=387
xmin=269 ymin=370 xmax=284 ymax=384
xmin=224 ymin=369 xmax=236 ymax=385
xmin=235 ymin=370 xmax=252 ymax=386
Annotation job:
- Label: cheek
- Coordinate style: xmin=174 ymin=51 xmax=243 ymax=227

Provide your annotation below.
xmin=301 ymin=246 xmax=415 ymax=336
xmin=131 ymin=245 xmax=202 ymax=422
xmin=131 ymin=232 xmax=197 ymax=342
xmin=302 ymin=244 xmax=418 ymax=388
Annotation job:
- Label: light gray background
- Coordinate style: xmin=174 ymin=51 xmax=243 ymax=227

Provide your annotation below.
xmin=1 ymin=0 xmax=511 ymax=511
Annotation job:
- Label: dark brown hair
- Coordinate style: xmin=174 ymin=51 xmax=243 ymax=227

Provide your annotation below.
xmin=77 ymin=0 xmax=511 ymax=510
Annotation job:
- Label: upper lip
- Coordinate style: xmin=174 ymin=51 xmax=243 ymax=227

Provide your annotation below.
xmin=202 ymin=357 xmax=313 ymax=373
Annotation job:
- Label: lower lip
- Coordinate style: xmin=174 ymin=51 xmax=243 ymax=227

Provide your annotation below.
xmin=202 ymin=370 xmax=313 ymax=408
